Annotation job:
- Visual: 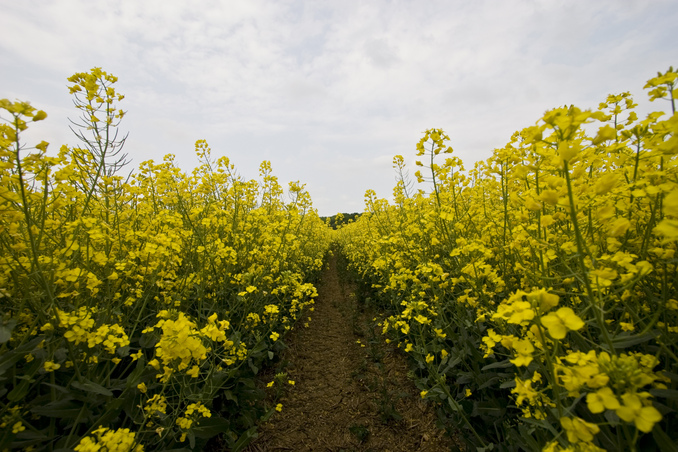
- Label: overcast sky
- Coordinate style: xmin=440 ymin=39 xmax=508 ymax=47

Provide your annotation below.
xmin=2 ymin=0 xmax=676 ymax=216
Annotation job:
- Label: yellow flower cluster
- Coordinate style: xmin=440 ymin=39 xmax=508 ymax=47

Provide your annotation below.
xmin=339 ymin=68 xmax=678 ymax=450
xmin=43 ymin=308 xmax=130 ymax=361
xmin=74 ymin=427 xmax=143 ymax=452
xmin=143 ymin=394 xmax=167 ymax=417
xmin=0 ymin=68 xmax=331 ymax=451
xmin=177 ymin=402 xmax=212 ymax=442
xmin=143 ymin=310 xmax=231 ymax=381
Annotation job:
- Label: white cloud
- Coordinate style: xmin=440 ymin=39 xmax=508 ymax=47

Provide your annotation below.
xmin=2 ymin=0 xmax=676 ymax=216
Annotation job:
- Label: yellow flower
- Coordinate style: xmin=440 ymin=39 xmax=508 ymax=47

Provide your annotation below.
xmin=137 ymin=382 xmax=147 ymax=394
xmin=275 ymin=403 xmax=283 ymax=412
xmin=33 ymin=110 xmax=47 ymax=121
xmin=608 ymin=217 xmax=631 ymax=237
xmin=524 ymin=197 xmax=543 ymax=211
xmin=414 ymin=314 xmax=430 ymax=324
xmin=12 ymin=421 xmax=25 ymax=434
xmin=185 ymin=402 xmax=211 ymax=418
xmin=187 ymin=365 xmax=200 ymax=378
xmin=420 ymin=390 xmax=428 ymax=399
xmin=44 ymin=361 xmax=61 ymax=372
xmin=620 ymin=322 xmax=635 ymax=332
xmin=493 ymin=298 xmax=535 ymax=325
xmin=153 ymin=312 xmax=208 ymax=370
xmin=616 ymin=393 xmax=662 ymax=433
xmin=512 ymin=377 xmax=538 ymax=406
xmin=592 ymin=124 xmax=617 ymax=145
xmin=558 ymin=140 xmax=580 ymax=162
xmin=264 ymin=305 xmax=279 ymax=315
xmin=560 ymin=416 xmax=600 ymax=443
xmin=663 ymin=187 xmax=678 ymax=217
xmin=509 ymin=339 xmax=534 ymax=367
xmin=144 ymin=394 xmax=167 ymax=416
xmin=74 ymin=426 xmax=143 ymax=452
xmin=481 ymin=329 xmax=503 ymax=358
xmin=270 ymin=332 xmax=280 ymax=341
xmin=539 ymin=189 xmax=561 ymax=206
xmin=425 ymin=354 xmax=434 ymax=364
xmin=586 ymin=387 xmax=620 ymax=413
xmin=527 ymin=289 xmax=560 ymax=313
xmin=177 ymin=417 xmax=193 ymax=430
xmin=596 ymin=205 xmax=616 ymax=221
xmin=655 ymin=219 xmax=678 ymax=242
xmin=541 ymin=307 xmax=584 ymax=339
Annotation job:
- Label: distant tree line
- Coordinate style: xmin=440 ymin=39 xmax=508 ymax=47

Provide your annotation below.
xmin=320 ymin=212 xmax=361 ymax=229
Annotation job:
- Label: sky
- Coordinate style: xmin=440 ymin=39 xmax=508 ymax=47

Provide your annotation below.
xmin=1 ymin=0 xmax=676 ymax=216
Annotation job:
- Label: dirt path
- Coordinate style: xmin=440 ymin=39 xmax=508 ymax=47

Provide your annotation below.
xmin=244 ymin=253 xmax=456 ymax=452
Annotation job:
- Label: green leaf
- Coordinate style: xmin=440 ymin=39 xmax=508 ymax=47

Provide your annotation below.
xmin=260 ymin=407 xmax=275 ymax=423
xmin=652 ymin=426 xmax=678 ymax=452
xmin=478 ymin=376 xmax=503 ymax=390
xmin=249 ymin=341 xmax=267 ymax=356
xmin=139 ymin=332 xmax=157 ymax=348
xmin=192 ymin=416 xmax=232 ymax=439
xmin=499 ymin=379 xmax=516 ymax=389
xmin=14 ymin=428 xmax=49 ymax=441
xmin=0 ymin=323 xmax=14 ymax=344
xmin=71 ymin=379 xmax=113 ymax=397
xmin=471 ymin=401 xmax=504 ymax=418
xmin=32 ymin=399 xmax=82 ymax=418
xmin=515 ymin=424 xmax=541 ymax=451
xmin=41 ymin=382 xmax=70 ymax=394
xmin=231 ymin=426 xmax=258 ymax=452
xmin=481 ymin=359 xmax=512 ymax=371
xmin=649 ymin=388 xmax=678 ymax=401
xmin=441 ymin=355 xmax=462 ymax=373
xmin=0 ymin=336 xmax=43 ymax=376
xmin=222 ymin=390 xmax=237 ymax=402
xmin=8 ymin=378 xmax=32 ymax=402
xmin=188 ymin=430 xmax=195 ymax=449
xmin=610 ymin=330 xmax=659 ymax=349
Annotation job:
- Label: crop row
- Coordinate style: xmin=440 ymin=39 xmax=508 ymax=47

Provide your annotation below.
xmin=0 ymin=68 xmax=331 ymax=451
xmin=338 ymin=68 xmax=678 ymax=451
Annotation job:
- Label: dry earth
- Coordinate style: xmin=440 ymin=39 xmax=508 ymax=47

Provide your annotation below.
xmin=238 ymin=253 xmax=459 ymax=452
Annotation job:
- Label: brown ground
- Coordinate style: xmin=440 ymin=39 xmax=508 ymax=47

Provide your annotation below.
xmin=242 ymin=254 xmax=459 ymax=452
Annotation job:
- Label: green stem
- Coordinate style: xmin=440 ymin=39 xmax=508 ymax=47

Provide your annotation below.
xmin=563 ymin=160 xmax=616 ymax=353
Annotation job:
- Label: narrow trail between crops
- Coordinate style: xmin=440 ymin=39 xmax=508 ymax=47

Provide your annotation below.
xmin=244 ymin=253 xmax=457 ymax=452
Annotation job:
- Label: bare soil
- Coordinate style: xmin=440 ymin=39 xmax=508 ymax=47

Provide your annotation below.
xmin=242 ymin=253 xmax=459 ymax=452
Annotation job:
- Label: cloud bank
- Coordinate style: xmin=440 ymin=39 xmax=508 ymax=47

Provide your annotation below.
xmin=1 ymin=0 xmax=676 ymax=215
